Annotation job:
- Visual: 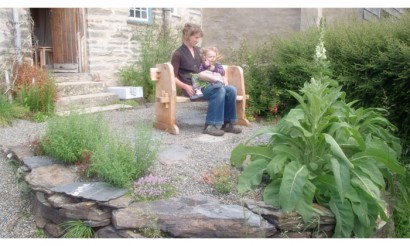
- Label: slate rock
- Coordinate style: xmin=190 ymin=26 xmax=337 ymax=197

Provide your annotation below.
xmin=51 ymin=182 xmax=127 ymax=202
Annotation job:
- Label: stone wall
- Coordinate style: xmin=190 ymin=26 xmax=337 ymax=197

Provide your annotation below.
xmin=85 ymin=8 xmax=202 ymax=87
xmin=0 ymin=8 xmax=33 ymax=75
xmin=2 ymin=144 xmax=393 ymax=238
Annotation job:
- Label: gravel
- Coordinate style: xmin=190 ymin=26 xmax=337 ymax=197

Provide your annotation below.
xmin=0 ymin=102 xmax=269 ymax=238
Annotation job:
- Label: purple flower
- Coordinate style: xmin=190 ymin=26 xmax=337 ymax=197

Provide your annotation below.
xmin=133 ymin=174 xmax=173 ymax=200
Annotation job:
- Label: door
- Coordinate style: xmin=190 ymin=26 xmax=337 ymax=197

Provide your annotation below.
xmin=50 ymin=8 xmax=87 ymax=72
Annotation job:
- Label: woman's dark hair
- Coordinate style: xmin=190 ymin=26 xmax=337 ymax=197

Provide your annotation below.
xmin=182 ymin=22 xmax=203 ymax=40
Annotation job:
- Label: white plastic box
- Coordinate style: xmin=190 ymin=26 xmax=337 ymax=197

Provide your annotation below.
xmin=107 ymin=86 xmax=143 ymax=99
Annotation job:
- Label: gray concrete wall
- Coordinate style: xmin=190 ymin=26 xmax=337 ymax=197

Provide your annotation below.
xmin=201 ymin=8 xmax=301 ymax=58
xmin=201 ymin=8 xmax=367 ymax=59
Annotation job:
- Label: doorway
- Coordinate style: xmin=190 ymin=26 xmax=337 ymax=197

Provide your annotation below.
xmin=30 ymin=8 xmax=88 ymax=73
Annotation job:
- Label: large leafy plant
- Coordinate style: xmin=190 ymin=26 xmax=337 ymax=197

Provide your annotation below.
xmin=231 ymin=21 xmax=405 ymax=238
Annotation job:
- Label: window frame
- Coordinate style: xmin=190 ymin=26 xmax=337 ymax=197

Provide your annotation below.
xmin=128 ymin=7 xmax=152 ymax=24
xmin=170 ymin=8 xmax=180 ymax=17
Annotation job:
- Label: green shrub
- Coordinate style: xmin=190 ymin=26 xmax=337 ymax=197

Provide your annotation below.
xmin=87 ymin=120 xmax=161 ymax=188
xmin=87 ymin=138 xmax=140 ymax=187
xmin=41 ymin=113 xmax=109 ymax=164
xmin=0 ymin=94 xmax=28 ymax=126
xmin=229 ymin=30 xmax=319 ymax=121
xmin=231 ymin=29 xmax=405 ymax=237
xmin=119 ymin=24 xmax=181 ymax=101
xmin=324 ymin=14 xmax=410 ymax=157
xmin=392 ymin=159 xmax=410 ymax=238
xmin=41 ymin=113 xmax=160 ymax=188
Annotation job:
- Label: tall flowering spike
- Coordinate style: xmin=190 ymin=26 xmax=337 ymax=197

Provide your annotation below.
xmin=314 ymin=17 xmax=327 ymax=63
xmin=312 ymin=17 xmax=332 ymax=79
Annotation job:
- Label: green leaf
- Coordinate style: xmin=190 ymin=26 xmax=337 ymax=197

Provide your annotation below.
xmin=352 ymin=146 xmax=404 ymax=175
xmin=288 ymin=90 xmax=309 ymax=114
xmin=230 ymin=144 xmax=273 ymax=167
xmin=323 ymin=133 xmax=354 ymax=168
xmin=351 ymin=170 xmax=382 ymax=205
xmin=266 ymin=154 xmax=288 ymax=176
xmin=330 ymin=157 xmax=350 ymax=200
xmin=295 ymin=180 xmax=316 ymax=222
xmin=283 ymin=108 xmax=312 ymax=137
xmin=272 ymin=145 xmax=302 ymax=163
xmin=329 ymin=197 xmax=354 ymax=238
xmin=237 ymin=159 xmax=268 ymax=194
xmin=279 ymin=161 xmax=309 ymax=213
xmin=346 ymin=127 xmax=366 ymax=151
xmin=353 ymin=161 xmax=385 ymax=188
xmin=346 ymin=187 xmax=370 ymax=227
xmin=263 ymin=178 xmax=281 ymax=208
xmin=315 ymin=174 xmax=337 ymax=190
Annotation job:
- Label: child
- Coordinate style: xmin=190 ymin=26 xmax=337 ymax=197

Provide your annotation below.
xmin=190 ymin=46 xmax=226 ymax=100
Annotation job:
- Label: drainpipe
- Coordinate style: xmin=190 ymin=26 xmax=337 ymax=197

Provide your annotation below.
xmin=162 ymin=8 xmax=171 ymax=33
xmin=13 ymin=8 xmax=23 ymax=65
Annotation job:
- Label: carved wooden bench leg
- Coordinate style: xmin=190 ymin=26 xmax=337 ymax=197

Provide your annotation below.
xmin=236 ymin=98 xmax=251 ymax=127
xmin=227 ymin=66 xmax=251 ymax=127
xmin=152 ymin=63 xmax=179 ymax=135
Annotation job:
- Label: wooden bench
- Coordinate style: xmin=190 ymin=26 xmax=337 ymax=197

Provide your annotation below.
xmin=150 ymin=63 xmax=250 ymax=135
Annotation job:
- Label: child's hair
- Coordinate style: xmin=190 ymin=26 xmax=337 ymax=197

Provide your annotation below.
xmin=182 ymin=23 xmax=203 ymax=40
xmin=200 ymin=46 xmax=222 ymax=61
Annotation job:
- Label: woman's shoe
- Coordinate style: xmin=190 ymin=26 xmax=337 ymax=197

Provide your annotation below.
xmin=221 ymin=123 xmax=242 ymax=134
xmin=202 ymin=125 xmax=225 ymax=136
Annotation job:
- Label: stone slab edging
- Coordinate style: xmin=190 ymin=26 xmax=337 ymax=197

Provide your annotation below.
xmin=1 ymin=145 xmax=392 ymax=238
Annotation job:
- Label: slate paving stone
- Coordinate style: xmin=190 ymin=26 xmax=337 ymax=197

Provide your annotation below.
xmin=157 ymin=144 xmax=192 ymax=165
xmin=22 ymin=156 xmax=58 ymax=170
xmin=51 ymin=182 xmax=127 ymax=202
xmin=178 ymin=111 xmax=206 ymax=126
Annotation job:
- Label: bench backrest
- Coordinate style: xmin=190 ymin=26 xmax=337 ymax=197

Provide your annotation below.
xmin=150 ymin=63 xmax=246 ymax=101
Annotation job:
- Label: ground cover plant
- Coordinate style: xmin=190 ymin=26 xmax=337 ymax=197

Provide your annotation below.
xmin=0 ymin=94 xmax=28 ymax=126
xmin=202 ymin=164 xmax=240 ymax=194
xmin=133 ymin=174 xmax=175 ymax=201
xmin=230 ymin=22 xmax=405 ymax=237
xmin=61 ymin=220 xmax=94 ymax=238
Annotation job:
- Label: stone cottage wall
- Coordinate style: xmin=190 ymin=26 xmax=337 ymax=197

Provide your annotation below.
xmin=85 ymin=8 xmax=202 ymax=87
xmin=0 ymin=8 xmax=33 ymax=84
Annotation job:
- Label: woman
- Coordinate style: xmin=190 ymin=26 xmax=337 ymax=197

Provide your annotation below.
xmin=171 ymin=23 xmax=242 ymax=136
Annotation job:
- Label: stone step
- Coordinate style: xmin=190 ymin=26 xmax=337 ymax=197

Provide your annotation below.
xmin=52 ymin=73 xmax=94 ymax=83
xmin=55 ymin=92 xmax=119 ymax=112
xmin=56 ymin=81 xmax=105 ymax=97
xmin=55 ymin=104 xmax=134 ymax=116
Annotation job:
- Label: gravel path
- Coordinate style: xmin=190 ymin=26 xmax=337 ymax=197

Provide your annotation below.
xmin=0 ymin=102 xmax=268 ymax=238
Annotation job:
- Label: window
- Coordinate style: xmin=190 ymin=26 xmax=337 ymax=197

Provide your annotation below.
xmin=129 ymin=8 xmax=151 ymax=23
xmin=170 ymin=8 xmax=180 ymax=17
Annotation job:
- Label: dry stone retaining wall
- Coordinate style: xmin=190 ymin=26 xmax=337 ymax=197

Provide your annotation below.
xmin=1 ymin=144 xmax=392 ymax=238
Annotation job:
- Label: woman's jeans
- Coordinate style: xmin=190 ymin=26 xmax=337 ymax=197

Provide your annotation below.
xmin=202 ymin=82 xmax=237 ymax=126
